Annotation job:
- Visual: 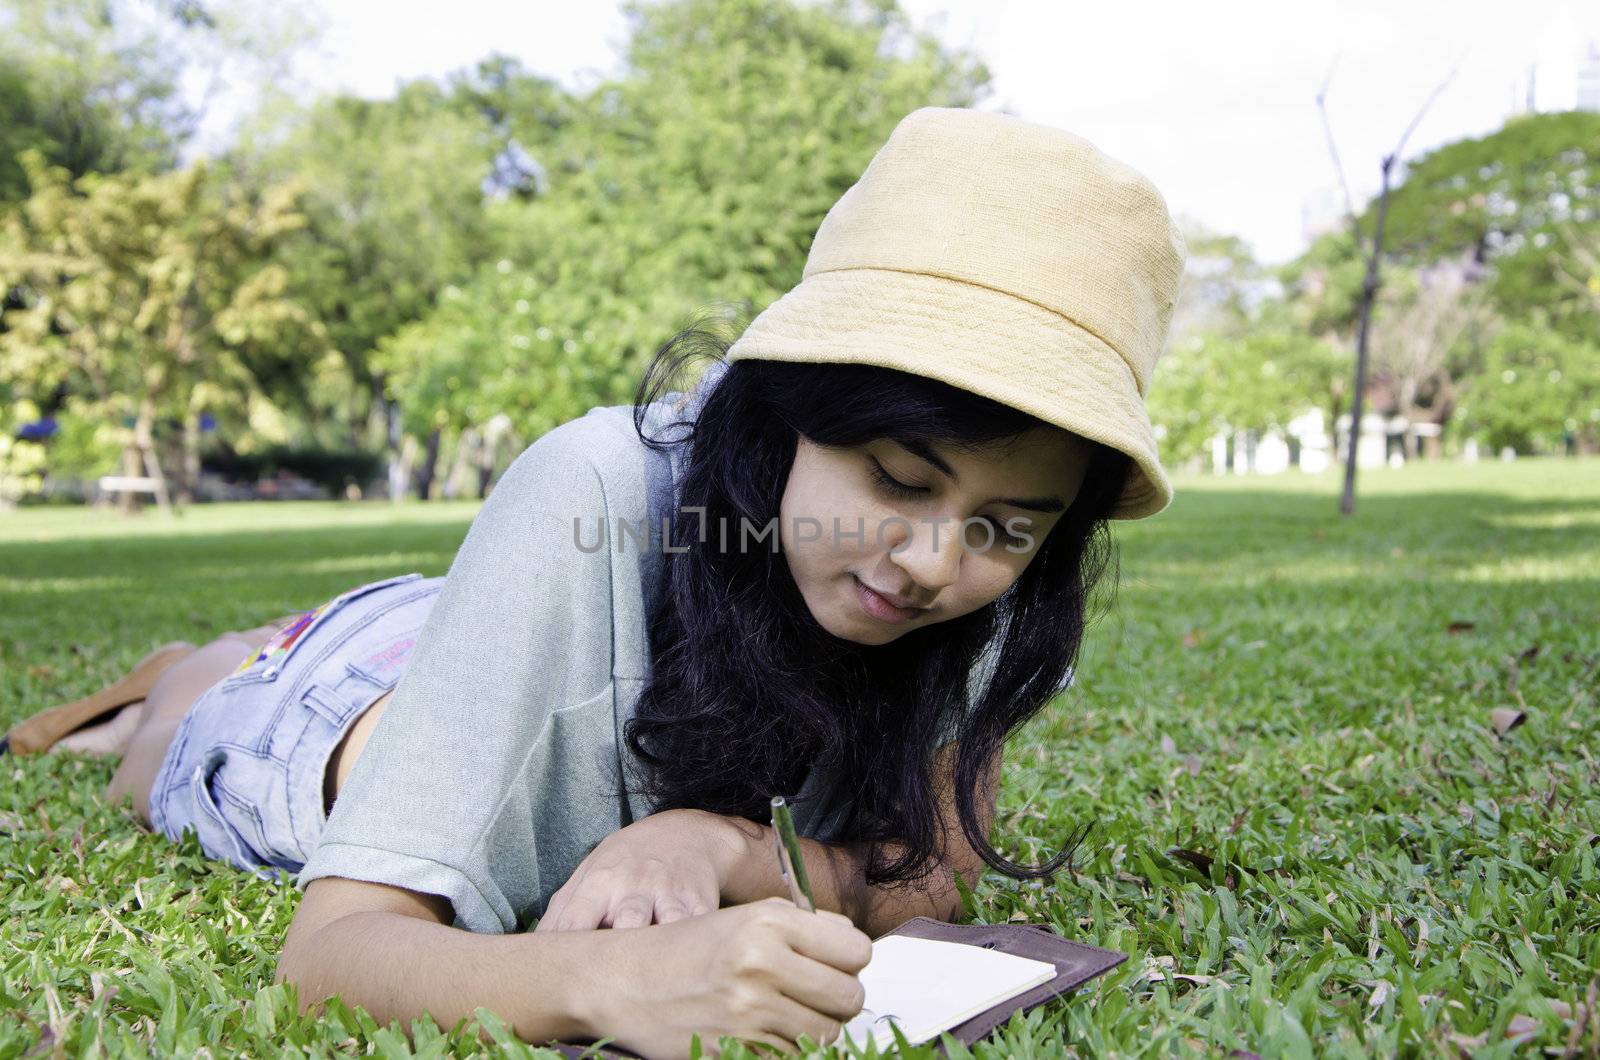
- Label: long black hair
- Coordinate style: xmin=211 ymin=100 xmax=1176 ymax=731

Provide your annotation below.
xmin=621 ymin=307 xmax=1130 ymax=893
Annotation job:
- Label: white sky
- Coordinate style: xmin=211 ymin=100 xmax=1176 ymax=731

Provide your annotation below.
xmin=221 ymin=0 xmax=1600 ymax=266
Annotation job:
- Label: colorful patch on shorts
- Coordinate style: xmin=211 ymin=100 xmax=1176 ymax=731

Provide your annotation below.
xmin=229 ymin=575 xmax=427 ymax=678
xmin=231 ymin=603 xmax=330 ymax=675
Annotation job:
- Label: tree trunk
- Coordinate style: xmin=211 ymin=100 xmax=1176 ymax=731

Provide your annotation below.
xmin=118 ymin=441 xmax=142 ymax=515
xmin=377 ymin=374 xmax=406 ymax=502
xmin=133 ymin=397 xmax=171 ymax=515
xmin=477 ymin=415 xmax=512 ymax=499
xmin=413 ymin=428 xmax=442 ymax=501
xmin=178 ymin=409 xmax=201 ymax=505
xmin=441 ymin=428 xmax=477 ymax=501
xmin=392 ymin=434 xmax=417 ymax=502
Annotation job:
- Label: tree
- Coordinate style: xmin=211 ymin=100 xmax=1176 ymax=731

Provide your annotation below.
xmin=1364 ymin=259 xmax=1499 ymax=454
xmin=1168 ymin=219 xmax=1269 ymax=340
xmin=1552 ymin=215 xmax=1600 ymax=318
xmin=381 ymin=0 xmax=993 ymax=496
xmin=228 ymin=78 xmax=503 ymax=486
xmin=1373 ymin=110 xmax=1600 ymax=343
xmin=0 ymin=151 xmax=323 ymax=507
xmin=1457 ymin=321 xmax=1600 ymax=455
xmin=1148 ymin=329 xmax=1345 ymax=468
xmin=0 ymin=0 xmax=314 ymax=199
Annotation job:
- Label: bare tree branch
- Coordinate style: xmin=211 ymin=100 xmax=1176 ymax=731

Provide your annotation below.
xmin=1324 ymin=59 xmax=1463 ymax=516
xmin=1389 ymin=51 xmax=1465 ymax=167
xmin=1315 ymin=56 xmax=1362 ymax=244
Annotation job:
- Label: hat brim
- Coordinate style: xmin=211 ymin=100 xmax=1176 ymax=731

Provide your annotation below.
xmin=725 ymin=267 xmax=1172 ymax=520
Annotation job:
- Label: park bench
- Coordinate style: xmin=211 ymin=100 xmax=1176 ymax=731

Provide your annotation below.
xmin=96 ymin=474 xmax=172 ymax=511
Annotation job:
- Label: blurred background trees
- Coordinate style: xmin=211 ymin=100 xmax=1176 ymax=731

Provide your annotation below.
xmin=1159 ymin=109 xmax=1600 ymax=474
xmin=0 ymin=0 xmax=1595 ymax=506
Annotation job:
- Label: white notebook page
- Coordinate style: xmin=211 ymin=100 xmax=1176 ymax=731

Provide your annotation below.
xmin=838 ymin=935 xmax=1058 ymax=1051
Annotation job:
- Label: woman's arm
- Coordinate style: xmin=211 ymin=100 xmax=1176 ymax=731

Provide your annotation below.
xmin=278 ymin=876 xmax=875 ymax=1057
xmin=276 ymin=877 xmax=606 ymax=1042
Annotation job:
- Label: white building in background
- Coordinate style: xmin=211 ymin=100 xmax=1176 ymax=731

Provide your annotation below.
xmin=1578 ymin=42 xmax=1600 ymax=113
xmin=1208 ymin=409 xmax=1330 ymax=476
xmin=1288 ymin=409 xmax=1332 ymax=473
xmin=1204 ymin=407 xmax=1437 ymax=476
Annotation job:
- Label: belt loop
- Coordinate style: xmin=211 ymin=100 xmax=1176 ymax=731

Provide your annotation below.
xmin=302 ymin=683 xmax=358 ymax=727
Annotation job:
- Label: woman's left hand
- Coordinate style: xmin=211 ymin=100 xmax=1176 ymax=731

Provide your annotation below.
xmin=533 ymin=807 xmax=748 ymax=933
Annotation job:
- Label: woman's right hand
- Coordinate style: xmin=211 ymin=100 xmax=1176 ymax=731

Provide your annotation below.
xmin=585 ymin=896 xmax=873 ymax=1059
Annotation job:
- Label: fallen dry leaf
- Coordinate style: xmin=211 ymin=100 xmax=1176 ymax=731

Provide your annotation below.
xmin=1504 ymin=1013 xmax=1538 ymax=1039
xmin=1133 ymin=955 xmax=1233 ymax=990
xmin=1490 ymin=708 xmax=1527 ymax=736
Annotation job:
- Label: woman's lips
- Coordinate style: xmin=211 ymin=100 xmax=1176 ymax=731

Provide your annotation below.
xmin=854 ymin=575 xmax=923 ymax=624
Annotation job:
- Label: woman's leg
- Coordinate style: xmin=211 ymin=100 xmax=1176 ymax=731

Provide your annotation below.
xmin=54 ymin=700 xmax=148 ymax=756
xmin=6 ymin=642 xmax=196 ymax=754
xmin=106 ymin=622 xmax=285 ymax=825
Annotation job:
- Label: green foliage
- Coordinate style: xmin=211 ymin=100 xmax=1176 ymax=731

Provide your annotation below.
xmin=3 ymin=458 xmax=1598 ymax=1055
xmin=1376 ymin=111 xmax=1600 ymax=339
xmin=1458 ymin=320 xmax=1600 ymax=454
xmin=233 ymin=78 xmax=503 ymax=426
xmin=1276 ymin=226 xmax=1371 ymax=345
xmin=0 ymin=149 xmax=330 ymax=490
xmin=0 ymin=0 xmax=311 ymax=198
xmin=1170 ymin=219 xmax=1268 ymax=339
xmin=374 ymin=265 xmax=645 ymax=443
xmin=378 ymin=0 xmax=992 ymax=454
xmin=1149 ymin=330 xmax=1346 ymax=464
xmin=0 ymin=0 xmax=189 ymax=195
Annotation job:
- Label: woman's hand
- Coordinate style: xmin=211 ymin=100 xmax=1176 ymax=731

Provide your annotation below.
xmin=584 ymin=897 xmax=872 ymax=1059
xmin=535 ymin=808 xmax=748 ymax=933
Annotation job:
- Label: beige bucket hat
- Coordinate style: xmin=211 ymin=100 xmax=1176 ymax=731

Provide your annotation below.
xmin=724 ymin=106 xmax=1187 ymax=519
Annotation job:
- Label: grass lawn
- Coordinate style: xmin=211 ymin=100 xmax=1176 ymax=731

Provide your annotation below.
xmin=3 ymin=457 xmax=1597 ymax=1057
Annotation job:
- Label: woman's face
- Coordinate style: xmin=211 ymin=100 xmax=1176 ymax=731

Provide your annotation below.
xmin=778 ymin=425 xmax=1093 ymax=645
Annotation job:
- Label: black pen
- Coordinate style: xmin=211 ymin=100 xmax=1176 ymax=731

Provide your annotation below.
xmin=769 ymin=795 xmax=817 ymax=912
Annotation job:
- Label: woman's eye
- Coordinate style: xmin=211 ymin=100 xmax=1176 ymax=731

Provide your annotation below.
xmin=971 ymin=517 xmax=1027 ymax=549
xmin=868 ymin=459 xmax=925 ymax=499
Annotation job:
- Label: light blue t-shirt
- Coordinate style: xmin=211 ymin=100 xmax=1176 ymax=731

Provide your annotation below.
xmin=296 ymin=360 xmax=989 ymax=933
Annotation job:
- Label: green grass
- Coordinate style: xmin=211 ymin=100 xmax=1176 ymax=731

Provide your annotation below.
xmin=4 ymin=458 xmax=1598 ymax=1058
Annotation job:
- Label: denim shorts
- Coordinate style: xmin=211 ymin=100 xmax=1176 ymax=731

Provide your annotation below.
xmin=148 ymin=572 xmax=445 ymax=882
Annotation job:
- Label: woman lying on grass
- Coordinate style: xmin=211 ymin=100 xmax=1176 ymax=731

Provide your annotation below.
xmin=7 ymin=106 xmax=1186 ymax=1058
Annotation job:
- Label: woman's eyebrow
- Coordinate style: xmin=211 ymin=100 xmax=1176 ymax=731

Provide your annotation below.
xmin=893 ymin=439 xmax=1067 ymax=514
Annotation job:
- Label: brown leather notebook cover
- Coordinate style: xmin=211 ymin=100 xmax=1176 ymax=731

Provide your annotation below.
xmin=545 ymin=917 xmax=1127 ymax=1057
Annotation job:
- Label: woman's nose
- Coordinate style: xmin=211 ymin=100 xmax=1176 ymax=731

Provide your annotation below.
xmin=885 ymin=516 xmax=961 ymax=598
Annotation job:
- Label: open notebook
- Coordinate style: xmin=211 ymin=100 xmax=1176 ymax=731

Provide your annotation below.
xmin=838 ymin=935 xmax=1058 ymax=1051
xmin=547 ymin=917 xmax=1127 ymax=1058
